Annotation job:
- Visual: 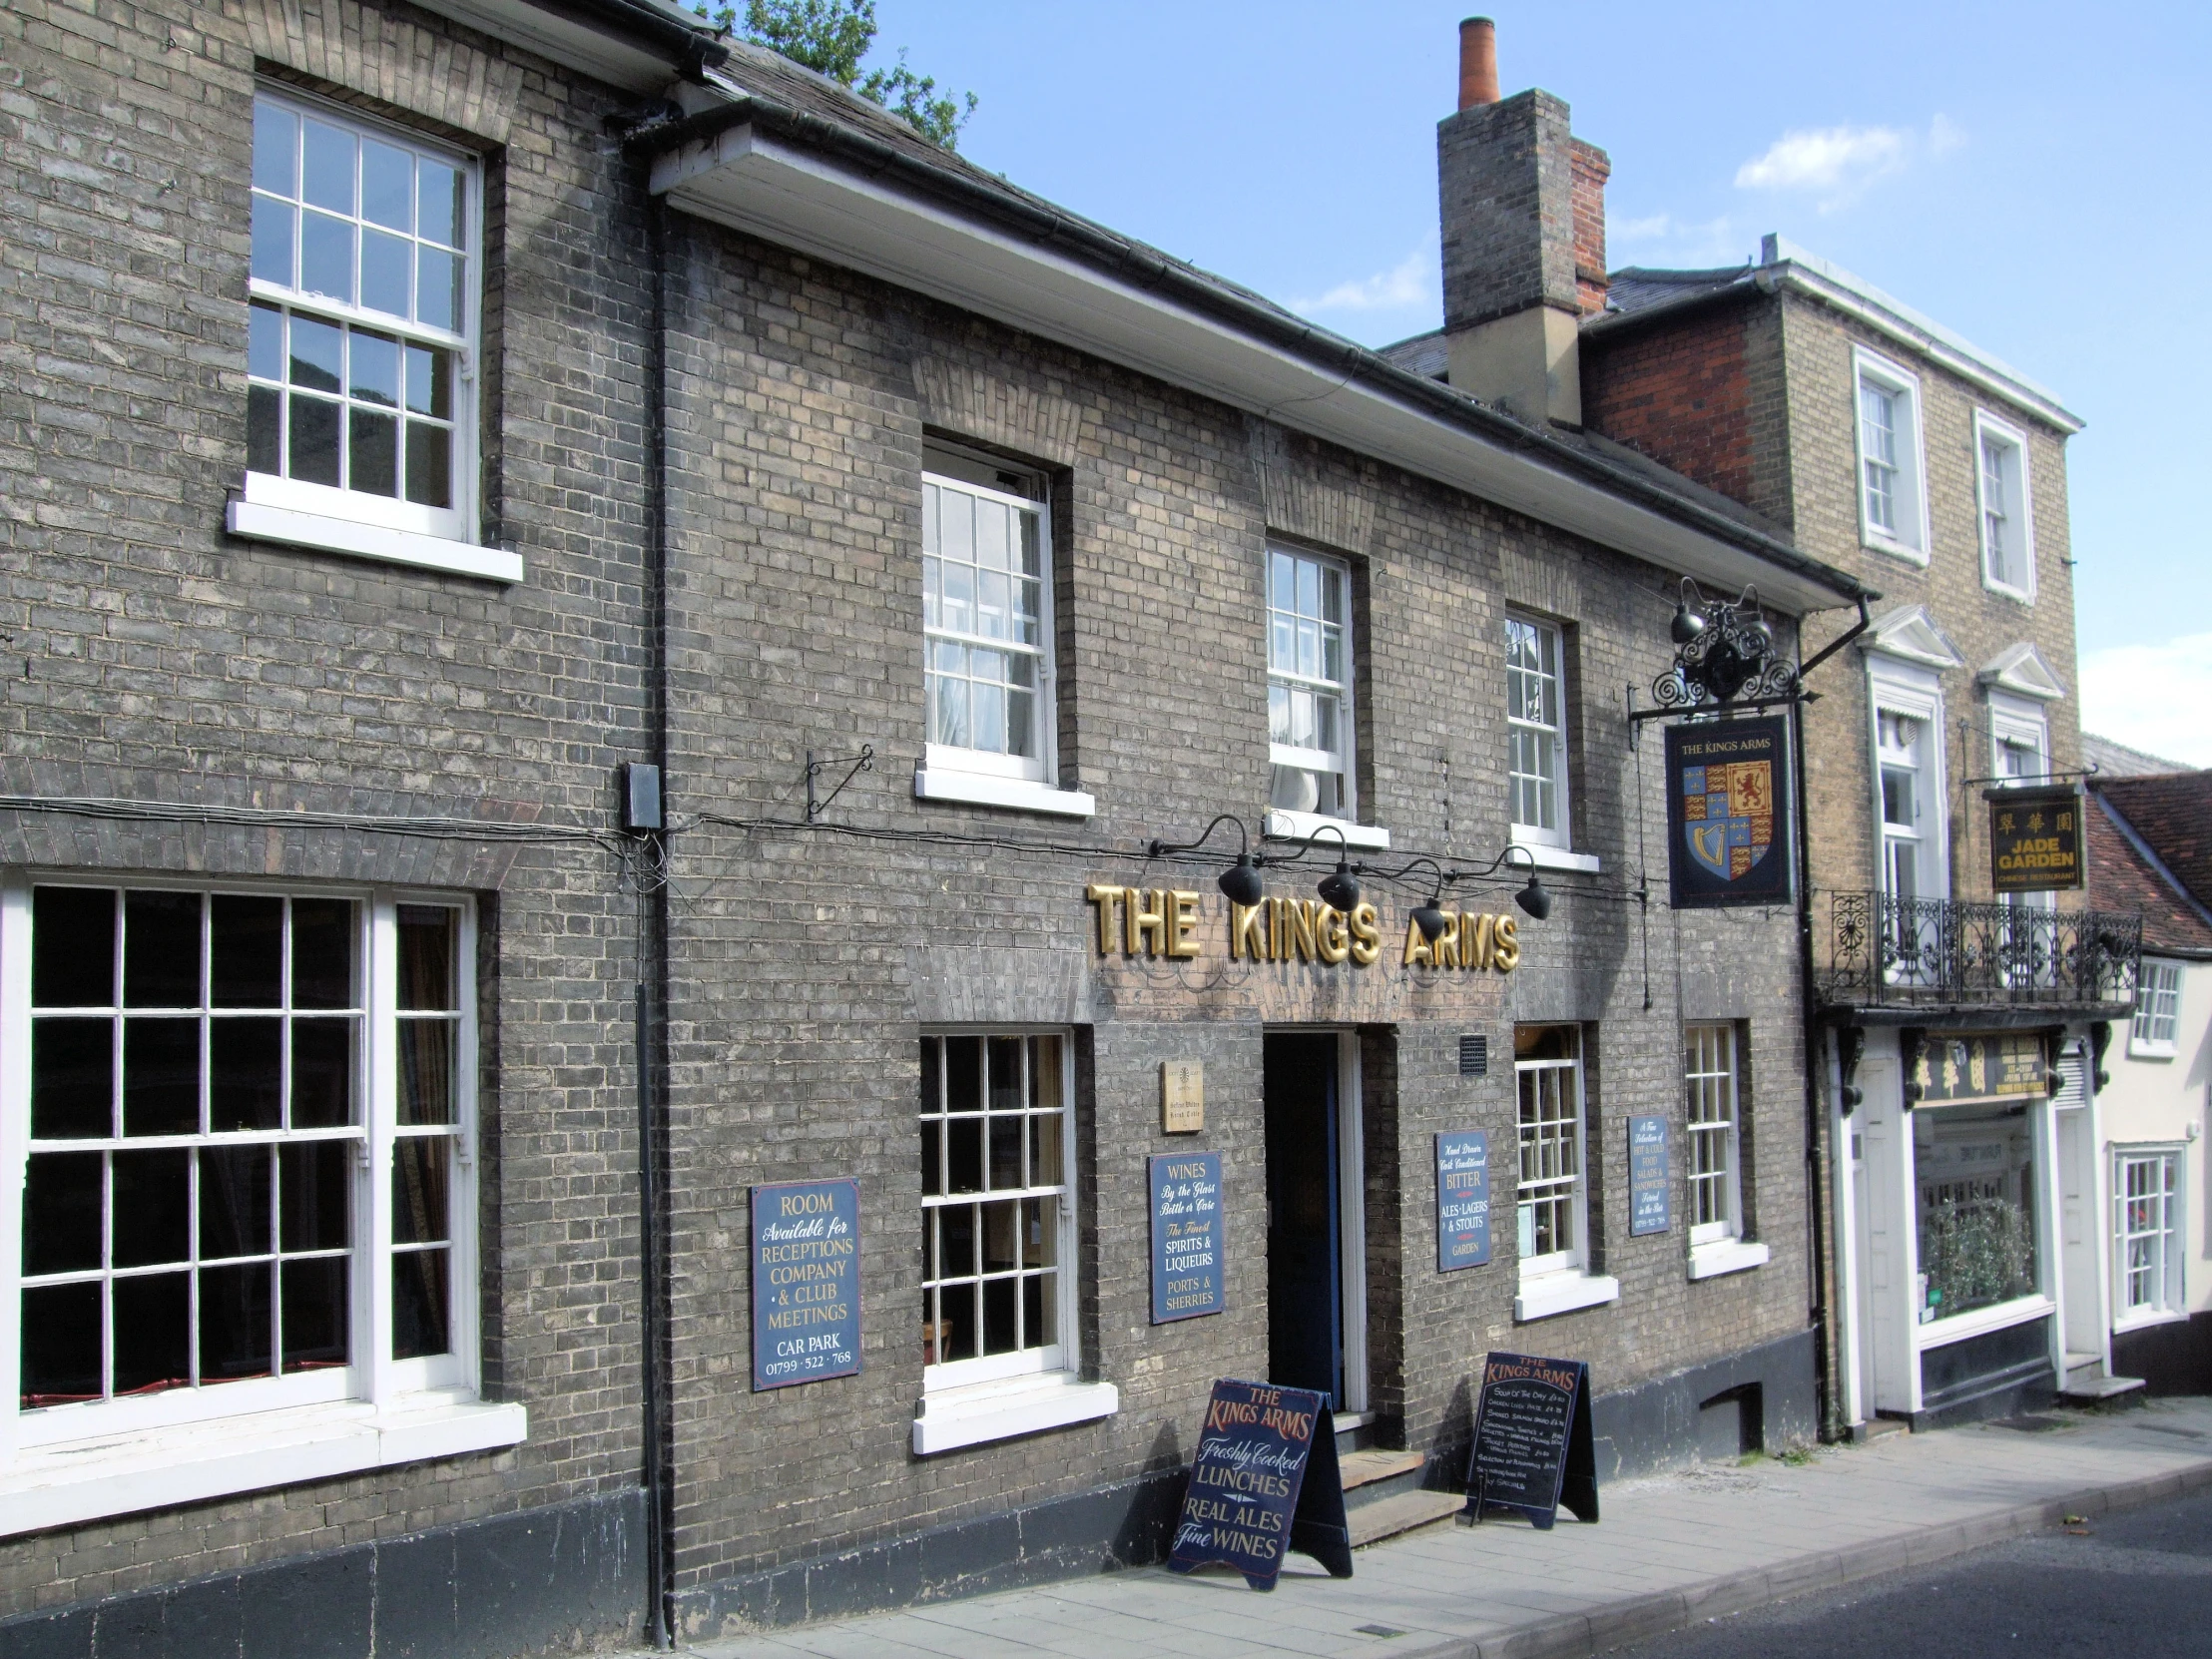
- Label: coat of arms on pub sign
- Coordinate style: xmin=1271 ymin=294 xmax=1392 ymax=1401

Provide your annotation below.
xmin=1664 ymin=715 xmax=1795 ymax=907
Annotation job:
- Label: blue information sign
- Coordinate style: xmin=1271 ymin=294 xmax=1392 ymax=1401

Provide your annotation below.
xmin=1435 ymin=1130 xmax=1490 ymax=1271
xmin=1150 ymin=1152 xmax=1224 ymax=1323
xmin=750 ymin=1178 xmax=860 ymax=1389
xmin=1628 ymin=1116 xmax=1671 ymax=1238
xmin=1168 ymin=1379 xmax=1353 ymax=1589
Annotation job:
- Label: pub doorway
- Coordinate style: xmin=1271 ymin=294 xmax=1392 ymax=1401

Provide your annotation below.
xmin=1263 ymin=1030 xmax=1367 ymax=1414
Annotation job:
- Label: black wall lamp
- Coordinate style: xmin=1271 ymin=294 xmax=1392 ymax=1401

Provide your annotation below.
xmin=1146 ymin=815 xmax=1264 ymax=906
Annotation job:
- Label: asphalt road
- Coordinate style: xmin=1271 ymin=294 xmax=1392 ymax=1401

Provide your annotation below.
xmin=1603 ymin=1482 xmax=2212 ymax=1659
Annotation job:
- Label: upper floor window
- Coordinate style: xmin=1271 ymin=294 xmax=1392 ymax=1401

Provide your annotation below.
xmin=2132 ymin=960 xmax=2183 ymax=1058
xmin=922 ymin=452 xmax=1054 ymax=784
xmin=247 ymin=91 xmax=477 ymax=546
xmin=1878 ymin=709 xmax=1932 ymax=902
xmin=1268 ymin=548 xmax=1356 ymax=821
xmin=1854 ymin=349 xmax=1927 ymax=560
xmin=1974 ymin=413 xmax=2035 ymax=601
xmin=1506 ymin=615 xmax=1570 ymax=848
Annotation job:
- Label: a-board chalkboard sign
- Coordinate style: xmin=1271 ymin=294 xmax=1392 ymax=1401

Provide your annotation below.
xmin=750 ymin=1178 xmax=860 ymax=1389
xmin=1461 ymin=1352 xmax=1598 ymax=1530
xmin=1435 ymin=1130 xmax=1490 ymax=1271
xmin=1168 ymin=1379 xmax=1354 ymax=1589
xmin=1628 ymin=1115 xmax=1671 ymax=1238
xmin=1150 ymin=1151 xmax=1224 ymax=1323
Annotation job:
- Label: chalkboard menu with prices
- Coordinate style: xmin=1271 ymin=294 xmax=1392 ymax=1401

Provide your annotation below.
xmin=1150 ymin=1152 xmax=1225 ymax=1322
xmin=1628 ymin=1116 xmax=1671 ymax=1238
xmin=1461 ymin=1352 xmax=1598 ymax=1530
xmin=1167 ymin=1379 xmax=1354 ymax=1590
xmin=1435 ymin=1131 xmax=1491 ymax=1271
xmin=750 ymin=1178 xmax=860 ymax=1389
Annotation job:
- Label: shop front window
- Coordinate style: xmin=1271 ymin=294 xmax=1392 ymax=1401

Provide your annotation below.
xmin=1914 ymin=1101 xmax=2039 ymax=1324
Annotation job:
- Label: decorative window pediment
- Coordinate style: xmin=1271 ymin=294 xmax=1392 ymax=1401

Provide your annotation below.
xmin=1976 ymin=642 xmax=2067 ymax=703
xmin=1861 ymin=604 xmax=1963 ymax=672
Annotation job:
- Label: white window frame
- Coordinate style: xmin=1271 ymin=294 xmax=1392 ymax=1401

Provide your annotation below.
xmin=911 ymin=1028 xmax=1113 ymax=1454
xmin=1506 ymin=613 xmax=1573 ymax=852
xmin=2112 ymin=1145 xmax=2185 ymax=1328
xmin=1512 ymin=1026 xmax=1618 ymax=1319
xmin=228 ymin=87 xmax=504 ymax=583
xmin=0 ymin=873 xmax=517 ymax=1537
xmin=1868 ymin=660 xmax=1948 ymax=901
xmin=1266 ymin=546 xmax=1360 ymax=828
xmin=1684 ymin=1023 xmax=1743 ymax=1248
xmin=1973 ymin=410 xmax=2036 ymax=602
xmin=1853 ymin=347 xmax=1931 ymax=563
xmin=2132 ymin=959 xmax=2184 ymax=1059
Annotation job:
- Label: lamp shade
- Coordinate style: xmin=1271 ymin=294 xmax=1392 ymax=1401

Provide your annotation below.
xmin=1514 ymin=873 xmax=1551 ymax=920
xmin=1318 ymin=863 xmax=1362 ymax=912
xmin=1218 ymin=856 xmax=1265 ymax=908
xmin=1410 ymin=902 xmax=1450 ymax=943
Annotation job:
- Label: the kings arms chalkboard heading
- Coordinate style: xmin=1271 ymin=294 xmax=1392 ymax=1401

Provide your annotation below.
xmin=1168 ymin=1379 xmax=1354 ymax=1589
xmin=1462 ymin=1352 xmax=1598 ymax=1530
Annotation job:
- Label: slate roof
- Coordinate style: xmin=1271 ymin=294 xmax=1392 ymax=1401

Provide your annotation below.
xmin=2088 ymin=777 xmax=2212 ymax=958
xmin=1602 ymin=266 xmax=1757 ymax=319
xmin=2083 ymin=732 xmax=2189 ymax=778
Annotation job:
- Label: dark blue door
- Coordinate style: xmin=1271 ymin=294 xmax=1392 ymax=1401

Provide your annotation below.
xmin=1265 ymin=1032 xmax=1343 ymax=1409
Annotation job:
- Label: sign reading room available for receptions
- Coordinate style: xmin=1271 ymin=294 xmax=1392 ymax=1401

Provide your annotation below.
xmin=750 ymin=1178 xmax=859 ymax=1388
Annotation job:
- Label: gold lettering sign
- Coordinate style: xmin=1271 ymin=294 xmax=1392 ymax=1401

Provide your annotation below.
xmin=1089 ymin=885 xmax=1513 ymax=973
xmin=1913 ymin=1033 xmax=2047 ymax=1106
xmin=1987 ymin=787 xmax=2083 ymax=893
xmin=1161 ymin=1060 xmax=1205 ymax=1133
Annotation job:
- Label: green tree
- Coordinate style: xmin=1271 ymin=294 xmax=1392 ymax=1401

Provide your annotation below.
xmin=714 ymin=0 xmax=977 ymax=151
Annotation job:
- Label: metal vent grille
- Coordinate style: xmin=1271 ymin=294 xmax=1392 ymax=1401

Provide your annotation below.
xmin=1458 ymin=1034 xmax=1488 ymax=1077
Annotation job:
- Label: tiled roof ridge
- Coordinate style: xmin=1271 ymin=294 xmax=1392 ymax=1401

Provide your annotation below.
xmin=2089 ymin=783 xmax=2212 ymax=949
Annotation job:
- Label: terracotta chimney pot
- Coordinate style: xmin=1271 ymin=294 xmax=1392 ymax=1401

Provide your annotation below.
xmin=1458 ymin=17 xmax=1499 ymax=110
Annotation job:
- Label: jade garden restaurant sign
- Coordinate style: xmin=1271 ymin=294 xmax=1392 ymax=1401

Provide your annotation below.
xmin=1083 ymin=884 xmax=1521 ymax=971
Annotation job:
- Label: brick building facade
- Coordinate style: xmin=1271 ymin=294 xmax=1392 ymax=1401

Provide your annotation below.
xmin=0 ymin=4 xmax=1875 ymax=1652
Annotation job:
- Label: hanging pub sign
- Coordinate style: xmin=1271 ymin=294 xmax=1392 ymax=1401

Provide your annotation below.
xmin=1150 ymin=1152 xmax=1225 ymax=1322
xmin=1986 ymin=786 xmax=2083 ymax=892
xmin=1435 ymin=1131 xmax=1491 ymax=1271
xmin=1628 ymin=1116 xmax=1671 ymax=1238
xmin=1462 ymin=1352 xmax=1599 ymax=1531
xmin=1664 ymin=717 xmax=1794 ymax=908
xmin=750 ymin=1178 xmax=859 ymax=1389
xmin=1167 ymin=1379 xmax=1354 ymax=1589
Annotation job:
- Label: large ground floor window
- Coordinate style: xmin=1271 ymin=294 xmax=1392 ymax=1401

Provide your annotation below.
xmin=1913 ymin=1099 xmax=2039 ymax=1324
xmin=2114 ymin=1148 xmax=2183 ymax=1324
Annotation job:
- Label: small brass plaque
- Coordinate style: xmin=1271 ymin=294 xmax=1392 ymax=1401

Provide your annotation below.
xmin=1161 ymin=1060 xmax=1205 ymax=1133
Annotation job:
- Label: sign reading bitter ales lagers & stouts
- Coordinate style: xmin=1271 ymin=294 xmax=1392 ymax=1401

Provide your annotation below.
xmin=1664 ymin=716 xmax=1794 ymax=908
xmin=1986 ymin=786 xmax=2083 ymax=893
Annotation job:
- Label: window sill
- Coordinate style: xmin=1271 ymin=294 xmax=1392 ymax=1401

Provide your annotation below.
xmin=1265 ymin=810 xmax=1390 ymax=851
xmin=1687 ymin=1238 xmax=1771 ymax=1280
xmin=1862 ymin=535 xmax=1930 ymax=567
xmin=2128 ymin=1043 xmax=2177 ymax=1062
xmin=227 ymin=499 xmax=523 ymax=584
xmin=2114 ymin=1308 xmax=2190 ymax=1335
xmin=0 ymin=1390 xmax=526 ymax=1539
xmin=911 ymin=1373 xmax=1118 ymax=1455
xmin=1980 ymin=576 xmax=2035 ymax=606
xmin=1514 ymin=1272 xmax=1620 ymax=1323
xmin=1915 ymin=1294 xmax=2054 ymax=1348
xmin=913 ymin=768 xmax=1096 ymax=819
xmin=1508 ymin=835 xmax=1601 ymax=874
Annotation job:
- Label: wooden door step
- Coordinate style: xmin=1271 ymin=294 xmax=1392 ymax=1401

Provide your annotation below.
xmin=1338 ymin=1449 xmax=1424 ymax=1490
xmin=1347 ymin=1489 xmax=1463 ymax=1548
xmin=2059 ymin=1373 xmax=2146 ymax=1403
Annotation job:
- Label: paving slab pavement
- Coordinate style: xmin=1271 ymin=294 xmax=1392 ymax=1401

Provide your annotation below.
xmin=634 ymin=1398 xmax=2212 ymax=1659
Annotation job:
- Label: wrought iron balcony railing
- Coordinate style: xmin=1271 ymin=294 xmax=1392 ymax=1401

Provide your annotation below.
xmin=1822 ymin=891 xmax=2142 ymax=1010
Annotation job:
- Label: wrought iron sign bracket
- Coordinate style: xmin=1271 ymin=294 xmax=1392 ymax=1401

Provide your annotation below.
xmin=1625 ymin=684 xmax=1814 ymax=748
xmin=805 ymin=745 xmax=874 ymax=822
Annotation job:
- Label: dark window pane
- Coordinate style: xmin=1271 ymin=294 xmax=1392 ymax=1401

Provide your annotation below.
xmin=918 ymin=1037 xmax=939 ymax=1112
xmin=920 ymin=1120 xmax=941 ymax=1198
xmin=200 ymin=1144 xmax=273 ymax=1260
xmin=210 ymin=1019 xmax=281 ymax=1132
xmin=199 ymin=1262 xmax=274 ymax=1382
xmin=939 ymin=1203 xmax=975 ymax=1279
xmin=348 ymin=330 xmax=400 ymax=407
xmin=21 ymin=1282 xmax=103 ymax=1408
xmin=112 ymin=1148 xmax=191 ymax=1267
xmin=253 ymin=102 xmax=298 ymax=198
xmin=403 ymin=343 xmax=450 ymax=418
xmin=392 ymin=1137 xmax=448 ymax=1245
xmin=248 ymin=384 xmax=281 ymax=475
xmin=281 ymin=1258 xmax=348 ymax=1371
xmin=289 ymin=394 xmax=340 ymax=487
xmin=287 ymin=314 xmax=342 ymax=393
xmin=418 ymin=159 xmax=460 ymax=246
xmin=982 ymin=1200 xmax=1017 ymax=1273
xmin=124 ymin=890 xmax=200 ymax=1007
xmin=290 ymin=1018 xmax=354 ymax=1129
xmin=31 ymin=1019 xmax=112 ymax=1139
xmin=415 ymin=245 xmax=457 ymax=331
xmin=35 ymin=888 xmax=114 ymax=1008
xmin=249 ymin=300 xmax=284 ymax=382
xmin=24 ymin=1152 xmax=103 ymax=1275
xmin=945 ymin=1117 xmax=982 ymax=1195
xmin=982 ymin=1276 xmax=1016 ymax=1356
xmin=397 ymin=908 xmax=454 ymax=1010
xmin=349 ymin=409 xmax=398 ymax=498
xmin=291 ymin=899 xmax=355 ymax=1008
xmin=988 ymin=1117 xmax=1021 ymax=1191
xmin=403 ymin=420 xmax=450 ymax=508
xmin=1022 ymin=1273 xmax=1043 ymax=1351
xmin=210 ymin=895 xmax=282 ymax=1007
xmin=986 ymin=1037 xmax=1022 ymax=1111
xmin=396 ymin=1020 xmax=452 ymax=1125
xmin=298 ymin=212 xmax=354 ymax=305
xmin=941 ymin=1283 xmax=977 ymax=1362
xmin=360 ymin=229 xmax=410 ymax=317
xmin=279 ymin=1140 xmax=350 ymax=1253
xmin=943 ymin=1037 xmax=981 ymax=1112
xmin=392 ymin=1248 xmax=449 ymax=1359
xmin=251 ymin=195 xmax=294 ymax=286
xmin=112 ymin=1272 xmax=191 ymax=1395
xmin=300 ymin=120 xmax=355 ymax=213
xmin=123 ymin=1018 xmax=200 ymax=1136
xmin=359 ymin=138 xmax=411 ymax=231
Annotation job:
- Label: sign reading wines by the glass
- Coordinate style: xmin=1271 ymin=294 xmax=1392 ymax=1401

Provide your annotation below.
xmin=750 ymin=1178 xmax=859 ymax=1389
xmin=1986 ymin=786 xmax=2083 ymax=892
xmin=1628 ymin=1116 xmax=1670 ymax=1238
xmin=1435 ymin=1130 xmax=1490 ymax=1271
xmin=1150 ymin=1152 xmax=1224 ymax=1322
xmin=1167 ymin=1379 xmax=1354 ymax=1589
xmin=1664 ymin=716 xmax=1794 ymax=908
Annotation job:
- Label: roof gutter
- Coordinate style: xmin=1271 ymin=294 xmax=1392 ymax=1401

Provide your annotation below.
xmin=632 ymin=89 xmax=1876 ymax=613
xmin=412 ymin=0 xmax=726 ymax=91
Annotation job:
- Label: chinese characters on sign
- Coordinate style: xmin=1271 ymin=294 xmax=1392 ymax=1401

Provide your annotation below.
xmin=1664 ymin=717 xmax=1795 ymax=908
xmin=1435 ymin=1131 xmax=1491 ymax=1271
xmin=1628 ymin=1116 xmax=1671 ymax=1238
xmin=1986 ymin=787 xmax=2083 ymax=892
xmin=1150 ymin=1152 xmax=1225 ymax=1322
xmin=1911 ymin=1032 xmax=2048 ymax=1106
xmin=750 ymin=1178 xmax=860 ymax=1389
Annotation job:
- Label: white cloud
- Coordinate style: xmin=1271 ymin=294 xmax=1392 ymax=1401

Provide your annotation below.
xmin=1606 ymin=212 xmax=1743 ymax=265
xmin=2081 ymin=634 xmax=2212 ymax=768
xmin=1291 ymin=247 xmax=1435 ymax=315
xmin=1733 ymin=117 xmax=1963 ymax=213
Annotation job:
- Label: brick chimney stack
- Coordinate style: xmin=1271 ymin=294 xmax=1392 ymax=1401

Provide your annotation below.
xmin=1434 ymin=19 xmax=1610 ymax=428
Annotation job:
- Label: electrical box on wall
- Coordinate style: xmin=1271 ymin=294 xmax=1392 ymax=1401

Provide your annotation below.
xmin=623 ymin=762 xmax=663 ymax=831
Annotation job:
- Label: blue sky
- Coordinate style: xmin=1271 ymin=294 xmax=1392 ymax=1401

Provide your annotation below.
xmin=870 ymin=0 xmax=2212 ymax=762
